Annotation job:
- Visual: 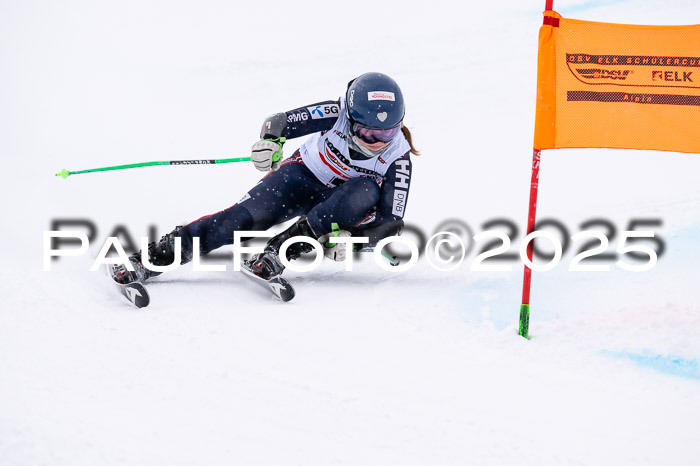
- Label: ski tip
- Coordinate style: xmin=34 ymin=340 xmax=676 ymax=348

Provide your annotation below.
xmin=240 ymin=265 xmax=295 ymax=302
xmin=123 ymin=283 xmax=150 ymax=308
xmin=56 ymin=169 xmax=71 ymax=179
xmin=269 ymin=277 xmax=295 ymax=302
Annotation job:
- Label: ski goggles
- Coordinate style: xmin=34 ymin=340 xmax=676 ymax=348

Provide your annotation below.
xmin=351 ymin=121 xmax=401 ymax=145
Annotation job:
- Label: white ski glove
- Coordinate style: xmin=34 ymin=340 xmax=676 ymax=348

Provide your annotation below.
xmin=251 ymin=137 xmax=286 ymax=172
xmin=319 ymin=229 xmax=352 ymax=262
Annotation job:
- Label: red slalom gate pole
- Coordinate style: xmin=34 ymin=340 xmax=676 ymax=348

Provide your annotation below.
xmin=519 ymin=0 xmax=552 ymax=338
xmin=519 ymin=149 xmax=541 ymax=339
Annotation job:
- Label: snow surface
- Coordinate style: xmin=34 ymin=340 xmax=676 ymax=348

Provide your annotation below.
xmin=1 ymin=0 xmax=699 ymax=465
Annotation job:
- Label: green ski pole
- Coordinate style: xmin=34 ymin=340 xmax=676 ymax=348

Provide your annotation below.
xmin=56 ymin=156 xmax=252 ymax=179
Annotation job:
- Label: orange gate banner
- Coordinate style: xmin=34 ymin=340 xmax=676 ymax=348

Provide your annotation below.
xmin=534 ymin=11 xmax=700 ymax=154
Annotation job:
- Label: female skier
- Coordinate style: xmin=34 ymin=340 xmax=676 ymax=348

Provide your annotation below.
xmin=111 ymin=72 xmax=419 ymax=296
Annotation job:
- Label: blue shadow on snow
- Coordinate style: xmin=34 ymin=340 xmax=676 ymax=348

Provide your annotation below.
xmin=601 ymin=350 xmax=700 ymax=381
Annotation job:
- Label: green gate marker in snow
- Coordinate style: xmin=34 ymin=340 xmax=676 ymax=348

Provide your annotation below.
xmin=56 ymin=157 xmax=252 ymax=179
xmin=518 ymin=304 xmax=530 ymax=339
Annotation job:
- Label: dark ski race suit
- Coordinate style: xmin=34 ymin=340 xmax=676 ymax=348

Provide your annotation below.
xmin=177 ymin=96 xmax=413 ymax=257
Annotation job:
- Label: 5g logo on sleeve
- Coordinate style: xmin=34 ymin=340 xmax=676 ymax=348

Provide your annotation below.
xmin=308 ymin=104 xmax=340 ymax=119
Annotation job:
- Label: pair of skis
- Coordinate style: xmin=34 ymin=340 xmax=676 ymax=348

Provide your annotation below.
xmin=109 ymin=249 xmax=399 ymax=308
xmin=107 ymin=261 xmax=295 ymax=308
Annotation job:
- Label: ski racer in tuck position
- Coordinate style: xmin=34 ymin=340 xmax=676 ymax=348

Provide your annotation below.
xmin=110 ymin=72 xmax=420 ymax=298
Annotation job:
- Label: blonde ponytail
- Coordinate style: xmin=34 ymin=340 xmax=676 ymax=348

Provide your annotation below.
xmin=401 ymin=125 xmax=420 ymax=156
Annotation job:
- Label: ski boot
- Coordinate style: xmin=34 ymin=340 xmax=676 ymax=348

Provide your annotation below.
xmin=109 ymin=227 xmax=187 ymax=284
xmin=243 ymin=216 xmax=318 ymax=280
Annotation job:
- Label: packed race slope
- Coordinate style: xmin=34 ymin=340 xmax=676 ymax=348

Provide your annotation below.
xmin=1 ymin=0 xmax=699 ymax=465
